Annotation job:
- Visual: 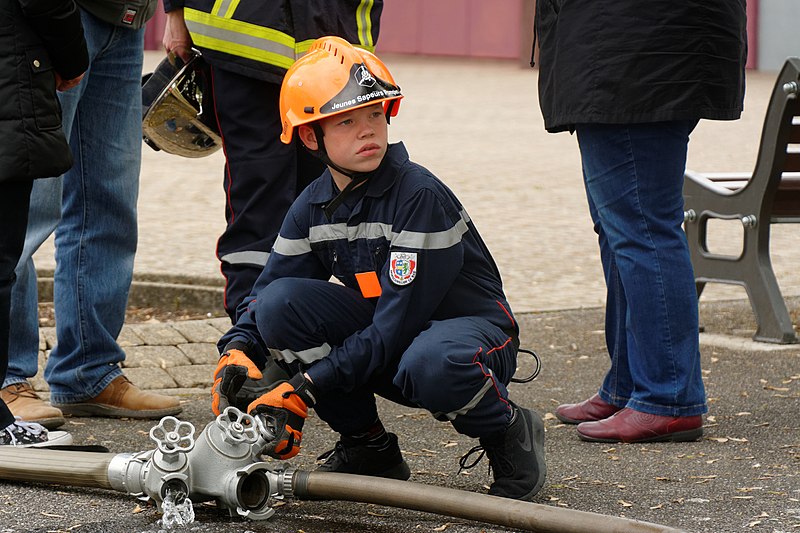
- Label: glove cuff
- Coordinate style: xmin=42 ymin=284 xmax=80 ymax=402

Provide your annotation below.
xmin=288 ymin=373 xmax=318 ymax=407
xmin=222 ymin=341 xmax=250 ymax=354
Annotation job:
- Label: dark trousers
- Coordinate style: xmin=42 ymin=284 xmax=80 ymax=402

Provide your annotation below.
xmin=0 ymin=179 xmax=33 ymax=428
xmin=253 ymin=278 xmax=518 ymax=438
xmin=210 ymin=67 xmax=325 ymax=321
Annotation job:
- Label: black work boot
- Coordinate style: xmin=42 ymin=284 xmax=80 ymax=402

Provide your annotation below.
xmin=316 ymin=432 xmax=411 ymax=480
xmin=466 ymin=405 xmax=547 ymax=500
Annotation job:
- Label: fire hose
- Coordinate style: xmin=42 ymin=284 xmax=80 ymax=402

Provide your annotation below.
xmin=0 ymin=407 xmax=685 ymax=532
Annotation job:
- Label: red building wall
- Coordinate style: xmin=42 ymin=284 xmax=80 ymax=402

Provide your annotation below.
xmin=746 ymin=0 xmax=758 ymax=69
xmin=145 ymin=1 xmax=758 ymax=68
xmin=376 ymin=0 xmax=525 ymax=59
xmin=144 ymin=1 xmax=528 ymax=61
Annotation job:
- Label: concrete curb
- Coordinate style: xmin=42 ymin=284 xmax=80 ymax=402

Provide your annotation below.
xmin=37 ymin=270 xmax=225 ymax=314
xmin=36 ymin=270 xmax=799 ymax=345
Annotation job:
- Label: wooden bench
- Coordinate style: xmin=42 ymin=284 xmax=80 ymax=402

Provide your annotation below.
xmin=683 ymin=57 xmax=800 ymax=344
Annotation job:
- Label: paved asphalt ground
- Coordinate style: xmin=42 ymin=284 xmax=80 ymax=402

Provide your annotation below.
xmin=1 ymin=55 xmax=798 ymax=532
xmin=1 ymin=300 xmax=799 ymax=533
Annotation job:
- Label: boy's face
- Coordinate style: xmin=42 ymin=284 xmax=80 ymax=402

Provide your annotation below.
xmin=303 ymin=103 xmax=388 ymax=174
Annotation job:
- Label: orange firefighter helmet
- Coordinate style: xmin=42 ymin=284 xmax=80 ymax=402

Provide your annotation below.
xmin=279 ymin=36 xmax=402 ymax=144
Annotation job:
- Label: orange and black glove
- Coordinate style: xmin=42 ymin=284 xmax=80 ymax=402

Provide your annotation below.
xmin=248 ymin=373 xmax=317 ymax=460
xmin=211 ymin=349 xmax=263 ymax=415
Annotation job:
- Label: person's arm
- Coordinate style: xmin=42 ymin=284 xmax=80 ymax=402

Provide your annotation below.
xmin=162 ymin=5 xmax=194 ymax=62
xmin=54 ymin=71 xmax=84 ymax=92
xmin=18 ymin=0 xmax=88 ymax=82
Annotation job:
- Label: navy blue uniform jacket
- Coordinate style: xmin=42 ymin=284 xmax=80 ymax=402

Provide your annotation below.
xmin=220 ymin=143 xmax=517 ymax=393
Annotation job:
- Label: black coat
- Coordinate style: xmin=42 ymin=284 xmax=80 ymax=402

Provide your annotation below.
xmin=0 ymin=0 xmax=88 ymax=183
xmin=536 ymin=0 xmax=747 ymax=133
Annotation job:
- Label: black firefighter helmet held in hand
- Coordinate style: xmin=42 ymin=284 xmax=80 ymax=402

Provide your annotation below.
xmin=141 ymin=50 xmax=221 ymax=158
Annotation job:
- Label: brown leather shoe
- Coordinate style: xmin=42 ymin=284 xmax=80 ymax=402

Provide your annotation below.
xmin=576 ymin=408 xmax=703 ymax=443
xmin=52 ymin=376 xmax=182 ymax=419
xmin=555 ymin=394 xmax=622 ymax=424
xmin=0 ymin=382 xmax=65 ymax=430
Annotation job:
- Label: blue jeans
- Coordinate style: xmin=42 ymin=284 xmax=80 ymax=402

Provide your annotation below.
xmin=3 ymin=10 xmax=143 ymax=403
xmin=575 ymin=121 xmax=707 ymax=417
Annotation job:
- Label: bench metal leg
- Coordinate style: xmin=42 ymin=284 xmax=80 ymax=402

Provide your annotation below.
xmin=742 ymin=241 xmax=798 ymax=344
xmin=687 ymin=215 xmax=798 ymax=344
xmin=682 ymin=57 xmax=800 ymax=344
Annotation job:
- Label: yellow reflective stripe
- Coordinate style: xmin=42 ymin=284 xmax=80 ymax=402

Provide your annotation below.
xmin=210 ymin=0 xmax=225 ymax=16
xmin=184 ymin=8 xmax=297 ymax=67
xmin=223 ymin=0 xmax=239 ymax=19
xmin=185 ymin=6 xmax=377 ymax=64
xmin=356 ymin=0 xmax=375 ymax=50
xmin=296 ymin=39 xmax=316 ymax=56
xmin=190 ymin=33 xmax=296 ymax=68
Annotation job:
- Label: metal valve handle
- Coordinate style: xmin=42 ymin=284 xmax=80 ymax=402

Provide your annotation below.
xmin=150 ymin=416 xmax=196 ymax=456
xmin=217 ymin=407 xmax=259 ymax=445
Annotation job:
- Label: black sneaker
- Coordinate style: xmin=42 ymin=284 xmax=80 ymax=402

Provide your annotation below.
xmin=316 ymin=432 xmax=411 ymax=480
xmin=460 ymin=406 xmax=546 ymax=500
xmin=0 ymin=417 xmax=73 ymax=447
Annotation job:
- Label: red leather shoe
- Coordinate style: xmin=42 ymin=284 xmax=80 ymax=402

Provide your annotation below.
xmin=576 ymin=408 xmax=703 ymax=443
xmin=555 ymin=394 xmax=622 ymax=424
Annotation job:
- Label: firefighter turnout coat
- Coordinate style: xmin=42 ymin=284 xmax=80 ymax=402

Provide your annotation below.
xmin=163 ymin=0 xmax=383 ymax=83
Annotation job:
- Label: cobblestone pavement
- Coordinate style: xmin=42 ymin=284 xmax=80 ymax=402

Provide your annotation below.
xmin=29 ymin=318 xmax=232 ymax=395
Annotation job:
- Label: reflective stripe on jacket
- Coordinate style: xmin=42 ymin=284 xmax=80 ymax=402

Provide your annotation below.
xmin=176 ymin=0 xmax=382 ymax=83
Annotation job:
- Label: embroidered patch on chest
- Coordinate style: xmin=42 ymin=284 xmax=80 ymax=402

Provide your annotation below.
xmin=389 ymin=252 xmax=417 ymax=286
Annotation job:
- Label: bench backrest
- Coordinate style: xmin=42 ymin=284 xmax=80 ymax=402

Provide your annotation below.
xmin=753 ymin=57 xmax=800 ymax=186
xmin=747 ymin=57 xmax=800 ymax=219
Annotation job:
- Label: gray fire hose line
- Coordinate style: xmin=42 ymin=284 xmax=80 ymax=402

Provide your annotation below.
xmin=291 ymin=470 xmax=683 ymax=533
xmin=0 ymin=448 xmax=116 ymax=490
xmin=0 ymin=447 xmax=683 ymax=533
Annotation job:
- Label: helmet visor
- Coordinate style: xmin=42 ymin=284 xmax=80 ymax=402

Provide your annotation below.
xmin=143 ymin=87 xmax=221 ymax=158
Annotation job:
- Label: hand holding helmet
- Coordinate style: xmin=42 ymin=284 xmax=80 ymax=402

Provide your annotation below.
xmin=163 ymin=8 xmax=194 ymax=62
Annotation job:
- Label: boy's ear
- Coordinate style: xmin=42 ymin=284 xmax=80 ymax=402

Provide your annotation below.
xmin=297 ymin=124 xmax=319 ymax=151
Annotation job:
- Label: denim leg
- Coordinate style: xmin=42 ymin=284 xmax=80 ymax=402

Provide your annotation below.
xmin=576 ymin=121 xmax=706 ymax=417
xmin=44 ymin=11 xmax=143 ymax=402
xmin=583 ymin=191 xmax=633 ymax=409
xmin=4 ymin=177 xmax=62 ymax=386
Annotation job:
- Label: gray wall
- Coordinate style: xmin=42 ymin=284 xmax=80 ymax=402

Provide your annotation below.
xmin=758 ymin=0 xmax=800 ymax=71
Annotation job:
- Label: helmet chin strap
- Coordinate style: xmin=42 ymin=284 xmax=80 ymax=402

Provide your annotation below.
xmin=309 ymin=123 xmax=385 ymax=219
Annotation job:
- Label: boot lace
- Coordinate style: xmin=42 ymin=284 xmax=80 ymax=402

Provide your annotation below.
xmin=457 ymin=444 xmax=486 ymax=474
xmin=7 ymin=382 xmax=39 ymax=400
xmin=457 ymin=440 xmax=514 ymax=478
